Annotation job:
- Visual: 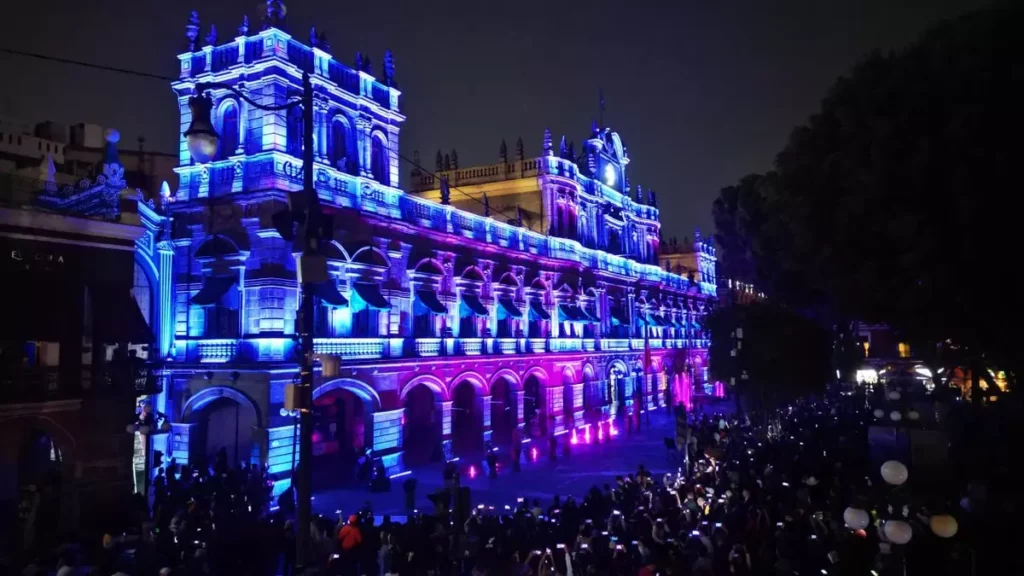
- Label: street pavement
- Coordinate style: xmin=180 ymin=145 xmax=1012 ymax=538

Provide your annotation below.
xmin=311 ymin=399 xmax=730 ymax=518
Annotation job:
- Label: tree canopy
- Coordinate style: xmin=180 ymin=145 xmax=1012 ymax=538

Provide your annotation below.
xmin=712 ymin=5 xmax=1023 ymax=378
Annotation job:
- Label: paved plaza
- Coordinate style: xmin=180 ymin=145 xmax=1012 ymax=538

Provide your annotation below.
xmin=311 ymin=400 xmax=729 ymax=518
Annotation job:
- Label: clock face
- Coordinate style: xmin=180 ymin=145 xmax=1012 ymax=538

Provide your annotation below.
xmin=603 ymin=164 xmax=617 ymax=187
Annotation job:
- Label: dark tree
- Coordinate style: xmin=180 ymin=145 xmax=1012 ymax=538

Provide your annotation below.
xmin=499 ymin=139 xmax=508 ymax=164
xmin=450 ymin=149 xmax=459 ymax=170
xmin=715 ymin=6 xmax=1023 ymax=389
xmin=435 ymin=150 xmax=443 ymax=172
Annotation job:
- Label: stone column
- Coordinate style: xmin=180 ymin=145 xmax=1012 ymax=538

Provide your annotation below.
xmin=481 ymin=395 xmax=492 ymax=444
xmin=515 ymin=390 xmax=525 ymax=428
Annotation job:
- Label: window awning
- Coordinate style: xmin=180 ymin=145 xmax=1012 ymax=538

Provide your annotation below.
xmin=460 ymin=293 xmax=489 ymax=316
xmin=558 ymin=303 xmax=588 ymax=323
xmin=191 ymin=275 xmax=237 ymax=307
xmin=315 ymin=281 xmax=349 ymax=308
xmin=610 ymin=307 xmax=628 ymax=326
xmin=581 ymin=307 xmax=600 ymax=323
xmin=498 ymin=296 xmax=523 ymax=319
xmin=529 ymin=299 xmax=550 ymax=321
xmin=353 ymin=282 xmax=392 ymax=310
xmin=416 ymin=290 xmax=448 ymax=315
xmin=93 ymin=289 xmax=154 ymax=344
xmin=651 ymin=314 xmax=667 ymax=327
xmin=672 ymin=318 xmax=686 ymax=329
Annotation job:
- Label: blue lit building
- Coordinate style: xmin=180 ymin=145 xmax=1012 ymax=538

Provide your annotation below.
xmin=156 ymin=8 xmax=716 ymax=493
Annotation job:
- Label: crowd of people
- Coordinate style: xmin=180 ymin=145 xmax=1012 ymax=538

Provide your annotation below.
xmin=10 ymin=384 xmax=987 ymax=575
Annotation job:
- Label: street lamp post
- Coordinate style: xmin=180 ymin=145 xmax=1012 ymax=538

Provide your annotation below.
xmin=185 ymin=72 xmax=321 ymax=572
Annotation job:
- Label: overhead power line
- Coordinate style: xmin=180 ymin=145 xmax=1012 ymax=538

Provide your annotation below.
xmin=1 ymin=47 xmax=527 ymax=224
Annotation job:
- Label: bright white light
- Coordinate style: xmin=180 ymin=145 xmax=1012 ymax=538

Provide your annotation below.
xmin=604 ymin=164 xmax=616 ymax=187
xmin=856 ymin=369 xmax=878 ymax=384
xmin=914 ymin=367 xmax=933 ymax=378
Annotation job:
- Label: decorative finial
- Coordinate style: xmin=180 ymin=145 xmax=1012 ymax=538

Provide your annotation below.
xmin=383 ymin=50 xmax=396 ymax=86
xmin=483 ymin=193 xmax=490 ymax=217
xmin=205 ymin=24 xmax=217 ymax=47
xmin=355 ymin=51 xmax=364 ymax=71
xmin=635 ymin=184 xmax=644 ymax=204
xmin=515 ymin=137 xmax=524 ymax=161
xmin=318 ymin=32 xmax=330 ymax=51
xmin=542 ymin=129 xmax=552 ymax=156
xmin=499 ymin=139 xmax=508 ymax=164
xmin=362 ymin=54 xmax=373 ymax=74
xmin=185 ymin=11 xmax=200 ymax=51
xmin=451 ymin=149 xmax=459 ymax=170
xmin=440 ymin=176 xmax=451 ymax=205
xmin=160 ymin=181 xmax=172 ymax=199
xmin=435 ymin=150 xmax=443 ymax=172
xmin=648 ymin=189 xmax=657 ymax=208
xmin=591 ymin=119 xmax=600 ymax=138
xmin=694 ymin=228 xmax=702 ymax=243
xmin=567 ymin=141 xmax=575 ymax=162
xmin=443 ymin=154 xmax=451 ymax=171
xmin=238 ymin=15 xmax=249 ymax=37
xmin=309 ymin=26 xmax=318 ymax=47
xmin=559 ymin=135 xmax=568 ymax=159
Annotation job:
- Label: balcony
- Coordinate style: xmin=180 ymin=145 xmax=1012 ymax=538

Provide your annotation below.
xmin=495 ymin=338 xmax=518 ymax=354
xmin=198 ymin=339 xmax=238 ymax=363
xmin=603 ymin=339 xmax=629 ymax=351
xmin=459 ymin=338 xmax=484 ymax=355
xmin=314 ymin=338 xmax=386 ymax=360
xmin=415 ymin=338 xmax=442 ymax=357
xmin=550 ymin=338 xmax=582 ymax=353
xmin=182 ymin=334 xmax=709 ymax=365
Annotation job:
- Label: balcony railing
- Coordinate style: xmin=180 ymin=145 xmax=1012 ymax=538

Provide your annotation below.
xmin=182 ymin=335 xmax=709 ymax=363
xmin=314 ymin=338 xmax=386 ymax=360
xmin=495 ymin=338 xmax=518 ymax=354
xmin=550 ymin=338 xmax=582 ymax=353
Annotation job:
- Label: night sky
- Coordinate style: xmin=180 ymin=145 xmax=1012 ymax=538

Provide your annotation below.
xmin=0 ymin=0 xmax=991 ymax=239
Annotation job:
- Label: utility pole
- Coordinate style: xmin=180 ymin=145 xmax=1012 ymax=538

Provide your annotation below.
xmin=295 ymin=71 xmax=319 ymax=574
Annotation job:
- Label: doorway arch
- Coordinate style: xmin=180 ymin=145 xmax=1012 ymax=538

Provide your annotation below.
xmin=489 ymin=374 xmax=519 ymax=446
xmin=523 ymin=373 xmax=544 ymax=437
xmin=182 ymin=387 xmax=260 ymax=470
xmin=402 ymin=380 xmax=444 ymax=467
xmin=312 ymin=379 xmax=380 ymax=486
xmin=562 ymin=366 xmax=577 ymax=429
xmin=451 ymin=379 xmax=484 ymax=457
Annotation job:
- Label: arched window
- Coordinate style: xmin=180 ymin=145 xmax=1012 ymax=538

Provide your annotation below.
xmin=217 ymin=102 xmax=239 ymax=160
xmin=371 ymin=133 xmax=388 ymax=185
xmin=330 ymin=118 xmax=350 ymax=173
xmin=287 ymin=106 xmax=303 ymax=157
xmin=132 ymin=262 xmax=152 ymax=326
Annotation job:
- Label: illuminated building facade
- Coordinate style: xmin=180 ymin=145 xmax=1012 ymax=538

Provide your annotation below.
xmin=155 ymin=8 xmax=715 ymax=491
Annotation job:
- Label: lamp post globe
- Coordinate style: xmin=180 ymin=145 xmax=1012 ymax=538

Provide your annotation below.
xmin=184 ymin=92 xmax=220 ymax=163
